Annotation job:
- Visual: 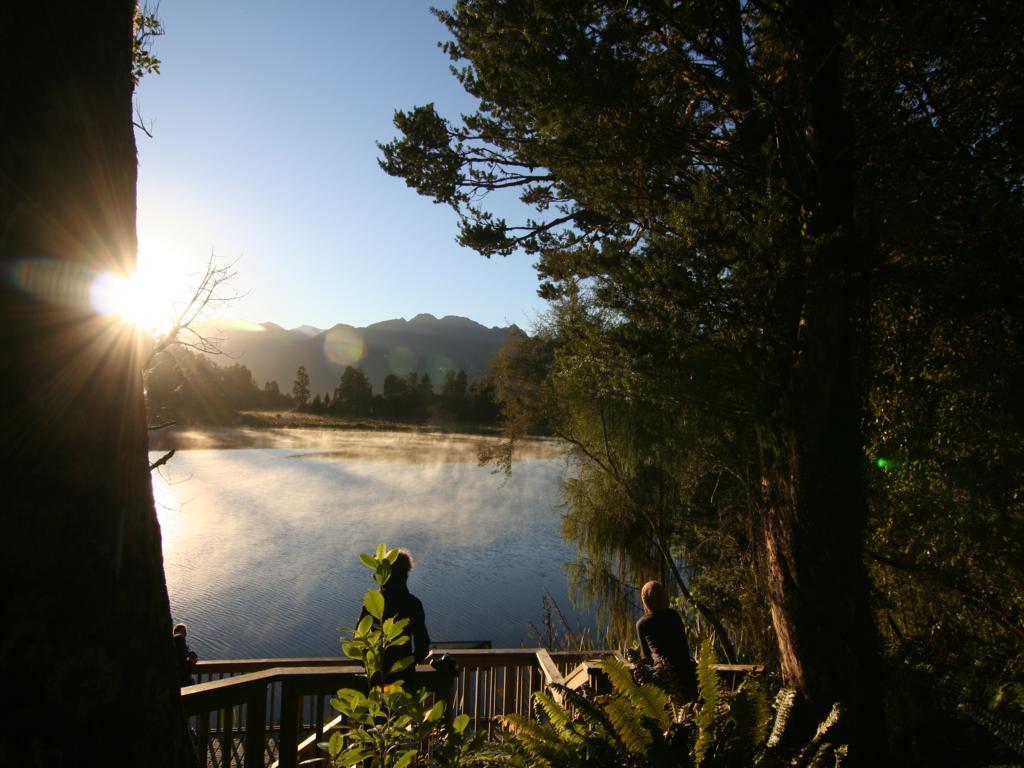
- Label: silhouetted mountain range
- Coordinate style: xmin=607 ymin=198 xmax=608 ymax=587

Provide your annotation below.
xmin=198 ymin=313 xmax=521 ymax=395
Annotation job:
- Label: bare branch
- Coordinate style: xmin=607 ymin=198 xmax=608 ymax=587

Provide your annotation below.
xmin=144 ymin=252 xmax=247 ymax=369
xmin=133 ymin=102 xmax=155 ymax=138
xmin=141 ymin=253 xmax=244 ymax=466
xmin=149 ymin=449 xmax=175 ymax=472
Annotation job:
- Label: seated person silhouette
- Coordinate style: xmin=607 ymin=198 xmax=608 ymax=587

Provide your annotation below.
xmin=172 ymin=622 xmax=199 ymax=687
xmin=635 ymin=580 xmax=698 ymax=701
xmin=359 ymin=548 xmax=431 ymax=690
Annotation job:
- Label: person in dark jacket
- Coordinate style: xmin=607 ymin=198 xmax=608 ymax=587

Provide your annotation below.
xmin=172 ymin=622 xmax=199 ymax=687
xmin=359 ymin=548 xmax=431 ymax=690
xmin=635 ymin=580 xmax=698 ymax=702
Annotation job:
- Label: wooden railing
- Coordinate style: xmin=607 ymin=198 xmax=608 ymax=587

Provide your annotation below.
xmin=181 ymin=650 xmax=763 ymax=768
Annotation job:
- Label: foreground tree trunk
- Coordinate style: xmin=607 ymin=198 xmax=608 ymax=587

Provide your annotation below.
xmin=0 ymin=4 xmax=193 ymax=765
xmin=757 ymin=1 xmax=884 ymax=760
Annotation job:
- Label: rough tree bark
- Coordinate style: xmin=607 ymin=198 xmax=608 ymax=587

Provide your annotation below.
xmin=757 ymin=1 xmax=884 ymax=760
xmin=0 ymin=3 xmax=193 ymax=766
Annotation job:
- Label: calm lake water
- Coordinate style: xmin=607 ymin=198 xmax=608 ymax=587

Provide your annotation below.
xmin=151 ymin=429 xmax=595 ymax=659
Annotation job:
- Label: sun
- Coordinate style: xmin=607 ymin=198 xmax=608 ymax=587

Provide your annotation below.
xmin=89 ymin=271 xmax=173 ymax=334
xmin=89 ymin=242 xmax=183 ymax=335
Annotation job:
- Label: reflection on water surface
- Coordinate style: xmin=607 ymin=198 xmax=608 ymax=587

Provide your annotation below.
xmin=152 ymin=429 xmax=592 ymax=659
xmin=150 ymin=426 xmax=563 ymax=462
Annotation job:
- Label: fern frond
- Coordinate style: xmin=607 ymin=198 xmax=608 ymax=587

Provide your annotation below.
xmin=805 ymin=741 xmax=837 ymax=768
xmin=533 ymin=692 xmax=569 ymax=731
xmin=766 ymin=687 xmax=798 ymax=749
xmin=605 ymin=694 xmax=654 ymax=755
xmin=730 ymin=679 xmax=772 ymax=754
xmin=961 ymin=702 xmax=1024 ymax=758
xmin=790 ymin=703 xmax=843 ymax=768
xmin=599 ymin=657 xmax=641 ymax=697
xmin=551 ymin=682 xmax=617 ymax=737
xmin=499 ymin=714 xmax=578 ymax=767
xmin=812 ymin=703 xmax=842 ymax=743
xmin=533 ymin=691 xmax=585 ymax=746
xmin=602 ymin=656 xmax=674 ymax=727
xmin=744 ymin=676 xmax=773 ymax=746
xmin=696 ymin=638 xmax=721 ymax=711
xmin=695 ymin=638 xmax=722 ymax=765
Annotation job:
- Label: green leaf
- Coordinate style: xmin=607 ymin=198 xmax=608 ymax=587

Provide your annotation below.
xmin=356 ymin=614 xmax=373 ymax=637
xmin=453 ymin=713 xmax=470 ymax=734
xmin=340 ymin=641 xmax=364 ymax=661
xmin=363 ymin=589 xmax=384 ymax=620
xmin=334 ymin=747 xmax=368 ymax=767
xmin=390 ymin=617 xmax=410 ymax=635
xmin=386 ymin=548 xmax=400 ymax=564
xmin=393 ymin=749 xmax=418 ymax=768
xmin=390 ymin=655 xmax=414 ymax=674
xmin=425 ymin=700 xmax=445 ymax=723
xmin=383 ymin=617 xmax=409 ymax=641
xmin=327 ymin=731 xmax=343 ymax=757
xmin=359 ymin=553 xmax=377 ymax=570
xmin=375 ymin=543 xmax=386 ymax=560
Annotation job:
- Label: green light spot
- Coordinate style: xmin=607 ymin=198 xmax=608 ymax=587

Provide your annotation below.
xmin=876 ymin=458 xmax=890 ymax=470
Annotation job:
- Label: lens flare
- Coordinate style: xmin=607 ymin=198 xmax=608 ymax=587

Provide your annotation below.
xmin=6 ymin=256 xmax=93 ymax=308
xmin=387 ymin=345 xmax=416 ymax=376
xmin=214 ymin=318 xmax=266 ymax=333
xmin=427 ymin=353 xmax=455 ymax=381
xmin=323 ymin=325 xmax=365 ymax=366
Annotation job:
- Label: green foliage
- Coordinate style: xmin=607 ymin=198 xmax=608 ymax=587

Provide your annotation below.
xmin=500 ymin=657 xmax=684 ymax=767
xmin=694 ymin=640 xmax=722 ymax=765
xmin=386 ymin=0 xmax=1024 ymax=756
xmin=488 ymin=299 xmax=767 ymax=660
xmin=131 ymin=3 xmax=163 ymax=87
xmin=960 ymin=681 xmax=1024 ymax=762
xmin=497 ymin=649 xmax=859 ymax=768
xmin=693 ymin=639 xmax=774 ymax=768
xmin=332 ymin=366 xmax=374 ymax=417
xmin=326 ymin=544 xmax=485 ymax=768
xmin=292 ymin=365 xmax=311 ymax=408
xmin=145 ymin=344 xmax=285 ymax=424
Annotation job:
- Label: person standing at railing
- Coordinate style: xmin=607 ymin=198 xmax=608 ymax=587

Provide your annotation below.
xmin=172 ymin=622 xmax=199 ymax=687
xmin=359 ymin=548 xmax=431 ymax=689
xmin=636 ymin=580 xmax=698 ymax=702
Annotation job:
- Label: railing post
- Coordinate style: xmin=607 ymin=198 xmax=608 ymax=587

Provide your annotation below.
xmin=278 ymin=680 xmax=300 ymax=768
xmin=244 ymin=682 xmax=267 ymax=768
xmin=221 ymin=704 xmax=234 ymax=768
xmin=502 ymin=665 xmax=514 ymax=718
xmin=534 ymin=649 xmax=566 ymax=706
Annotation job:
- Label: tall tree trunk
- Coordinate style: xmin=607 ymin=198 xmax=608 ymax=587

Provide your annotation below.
xmin=757 ymin=0 xmax=884 ymax=761
xmin=0 ymin=3 xmax=193 ymax=766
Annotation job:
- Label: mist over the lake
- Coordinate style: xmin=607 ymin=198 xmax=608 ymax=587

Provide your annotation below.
xmin=152 ymin=430 xmax=593 ymax=659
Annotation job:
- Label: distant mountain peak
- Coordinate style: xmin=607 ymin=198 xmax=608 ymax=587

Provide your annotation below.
xmin=199 ymin=313 xmax=520 ymax=394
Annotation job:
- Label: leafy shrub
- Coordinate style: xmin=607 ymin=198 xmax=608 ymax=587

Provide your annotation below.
xmin=323 ymin=544 xmax=484 ymax=768
xmin=501 ymin=640 xmax=849 ymax=768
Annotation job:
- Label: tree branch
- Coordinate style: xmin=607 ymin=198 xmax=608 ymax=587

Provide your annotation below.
xmin=149 ymin=449 xmax=175 ymax=472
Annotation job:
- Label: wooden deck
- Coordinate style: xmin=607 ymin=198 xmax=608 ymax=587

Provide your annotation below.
xmin=181 ymin=650 xmax=764 ymax=768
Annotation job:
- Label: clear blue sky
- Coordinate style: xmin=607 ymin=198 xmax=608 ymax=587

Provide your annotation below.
xmin=135 ymin=1 xmax=547 ymax=331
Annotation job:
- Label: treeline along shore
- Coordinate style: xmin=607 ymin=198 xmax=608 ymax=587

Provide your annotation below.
xmin=145 ymin=343 xmax=505 ymax=434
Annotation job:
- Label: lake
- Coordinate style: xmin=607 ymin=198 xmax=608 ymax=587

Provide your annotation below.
xmin=150 ymin=428 xmax=596 ymax=659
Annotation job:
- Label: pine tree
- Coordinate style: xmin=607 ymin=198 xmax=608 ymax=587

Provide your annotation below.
xmin=293 ymin=365 xmax=311 ymax=409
